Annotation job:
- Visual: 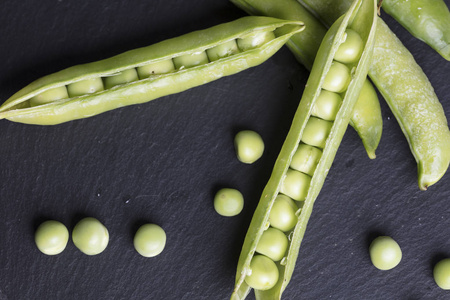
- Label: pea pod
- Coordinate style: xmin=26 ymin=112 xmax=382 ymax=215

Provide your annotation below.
xmin=299 ymin=0 xmax=450 ymax=189
xmin=231 ymin=0 xmax=377 ymax=299
xmin=381 ymin=0 xmax=450 ymax=61
xmin=0 ymin=17 xmax=304 ymax=125
xmin=231 ymin=0 xmax=382 ymax=159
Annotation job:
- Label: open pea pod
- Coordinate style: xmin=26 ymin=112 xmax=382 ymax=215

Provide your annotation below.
xmin=231 ymin=0 xmax=377 ymax=299
xmin=0 ymin=16 xmax=304 ymax=125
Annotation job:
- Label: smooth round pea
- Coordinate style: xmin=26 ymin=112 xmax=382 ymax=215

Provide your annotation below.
xmin=35 ymin=220 xmax=69 ymax=255
xmin=134 ymin=224 xmax=167 ymax=257
xmin=237 ymin=30 xmax=276 ymax=51
xmin=103 ymin=68 xmax=139 ymax=89
xmin=290 ymin=143 xmax=322 ymax=176
xmin=244 ymin=254 xmax=279 ymax=290
xmin=72 ymin=217 xmax=109 ymax=255
xmin=67 ymin=78 xmax=104 ymax=97
xmin=334 ymin=29 xmax=363 ymax=64
xmin=280 ymin=169 xmax=311 ymax=201
xmin=269 ymin=194 xmax=298 ymax=232
xmin=173 ymin=51 xmax=209 ymax=69
xmin=369 ymin=236 xmax=402 ymax=270
xmin=214 ymin=188 xmax=244 ymax=217
xmin=206 ymin=40 xmax=240 ymax=61
xmin=322 ymin=61 xmax=351 ymax=93
xmin=137 ymin=59 xmax=175 ymax=79
xmin=256 ymin=227 xmax=289 ymax=262
xmin=30 ymin=86 xmax=69 ymax=107
xmin=234 ymin=130 xmax=264 ymax=164
xmin=312 ymin=89 xmax=342 ymax=121
xmin=301 ymin=117 xmax=333 ymax=149
xmin=434 ymin=258 xmax=450 ymax=290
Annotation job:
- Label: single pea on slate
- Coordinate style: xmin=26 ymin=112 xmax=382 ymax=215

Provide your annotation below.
xmin=72 ymin=217 xmax=109 ymax=255
xmin=134 ymin=224 xmax=167 ymax=257
xmin=214 ymin=188 xmax=244 ymax=217
xmin=369 ymin=236 xmax=402 ymax=270
xmin=234 ymin=130 xmax=264 ymax=164
xmin=434 ymin=258 xmax=450 ymax=290
xmin=35 ymin=220 xmax=69 ymax=255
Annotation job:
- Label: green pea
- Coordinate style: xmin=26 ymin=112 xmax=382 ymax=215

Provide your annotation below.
xmin=137 ymin=59 xmax=175 ymax=79
xmin=256 ymin=227 xmax=288 ymax=262
xmin=237 ymin=30 xmax=276 ymax=51
xmin=134 ymin=224 xmax=167 ymax=258
xmin=322 ymin=61 xmax=351 ymax=93
xmin=244 ymin=254 xmax=279 ymax=291
xmin=234 ymin=130 xmax=265 ymax=164
xmin=269 ymin=194 xmax=298 ymax=232
xmin=173 ymin=51 xmax=209 ymax=69
xmin=67 ymin=78 xmax=104 ymax=97
xmin=369 ymin=236 xmax=402 ymax=270
xmin=312 ymin=89 xmax=342 ymax=121
xmin=290 ymin=143 xmax=322 ymax=176
xmin=214 ymin=188 xmax=244 ymax=217
xmin=29 ymin=86 xmax=69 ymax=107
xmin=72 ymin=217 xmax=109 ymax=255
xmin=334 ymin=29 xmax=363 ymax=64
xmin=434 ymin=258 xmax=450 ymax=290
xmin=103 ymin=68 xmax=139 ymax=89
xmin=34 ymin=220 xmax=69 ymax=255
xmin=206 ymin=40 xmax=240 ymax=61
xmin=301 ymin=117 xmax=333 ymax=149
xmin=280 ymin=169 xmax=311 ymax=201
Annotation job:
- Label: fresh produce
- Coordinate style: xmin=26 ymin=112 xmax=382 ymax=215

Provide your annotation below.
xmin=34 ymin=220 xmax=69 ymax=255
xmin=433 ymin=258 xmax=450 ymax=290
xmin=234 ymin=130 xmax=265 ymax=164
xmin=72 ymin=217 xmax=109 ymax=255
xmin=134 ymin=224 xmax=167 ymax=257
xmin=369 ymin=236 xmax=402 ymax=270
xmin=214 ymin=188 xmax=244 ymax=217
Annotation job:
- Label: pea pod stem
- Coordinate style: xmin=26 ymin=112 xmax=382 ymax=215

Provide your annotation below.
xmin=231 ymin=0 xmax=377 ymax=298
xmin=299 ymin=0 xmax=450 ymax=190
xmin=0 ymin=17 xmax=304 ymax=125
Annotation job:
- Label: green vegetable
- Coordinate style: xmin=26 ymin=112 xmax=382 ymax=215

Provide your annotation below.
xmin=433 ymin=258 xmax=450 ymax=290
xmin=244 ymin=255 xmax=279 ymax=291
xmin=0 ymin=17 xmax=304 ymax=125
xmin=299 ymin=0 xmax=450 ymax=190
xmin=214 ymin=188 xmax=244 ymax=217
xmin=34 ymin=220 xmax=69 ymax=255
xmin=234 ymin=130 xmax=265 ymax=164
xmin=369 ymin=236 xmax=402 ymax=270
xmin=231 ymin=0 xmax=383 ymax=160
xmin=72 ymin=217 xmax=109 ymax=255
xmin=231 ymin=1 xmax=377 ymax=298
xmin=381 ymin=0 xmax=450 ymax=60
xmin=268 ymin=194 xmax=299 ymax=232
xmin=255 ymin=228 xmax=288 ymax=262
xmin=134 ymin=224 xmax=167 ymax=257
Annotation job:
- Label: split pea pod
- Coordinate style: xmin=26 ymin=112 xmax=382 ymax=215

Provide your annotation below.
xmin=0 ymin=17 xmax=304 ymax=125
xmin=381 ymin=0 xmax=450 ymax=61
xmin=231 ymin=0 xmax=377 ymax=299
xmin=231 ymin=0 xmax=382 ymax=159
xmin=299 ymin=0 xmax=450 ymax=190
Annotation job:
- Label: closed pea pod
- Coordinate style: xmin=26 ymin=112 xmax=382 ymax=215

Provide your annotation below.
xmin=231 ymin=1 xmax=377 ymax=299
xmin=0 ymin=17 xmax=304 ymax=125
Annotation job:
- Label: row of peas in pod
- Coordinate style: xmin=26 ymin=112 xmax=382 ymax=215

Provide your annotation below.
xmin=35 ymin=218 xmax=166 ymax=258
xmin=28 ymin=31 xmax=276 ymax=107
xmin=244 ymin=28 xmax=364 ymax=291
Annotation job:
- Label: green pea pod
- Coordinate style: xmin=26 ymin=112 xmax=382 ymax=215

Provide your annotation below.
xmin=231 ymin=0 xmax=382 ymax=159
xmin=299 ymin=0 xmax=450 ymax=190
xmin=381 ymin=0 xmax=450 ymax=61
xmin=0 ymin=17 xmax=304 ymax=125
xmin=231 ymin=0 xmax=377 ymax=299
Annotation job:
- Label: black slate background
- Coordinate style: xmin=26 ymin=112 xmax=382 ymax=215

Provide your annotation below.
xmin=0 ymin=0 xmax=450 ymax=299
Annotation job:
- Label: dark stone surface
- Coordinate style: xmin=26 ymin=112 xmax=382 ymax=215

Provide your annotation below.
xmin=0 ymin=0 xmax=449 ymax=299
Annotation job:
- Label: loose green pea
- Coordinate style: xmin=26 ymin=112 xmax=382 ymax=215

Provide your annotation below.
xmin=137 ymin=59 xmax=175 ymax=79
xmin=256 ymin=227 xmax=288 ymax=261
xmin=280 ymin=169 xmax=311 ymax=201
xmin=301 ymin=117 xmax=333 ymax=149
xmin=434 ymin=258 xmax=450 ymax=290
xmin=35 ymin=220 xmax=69 ymax=255
xmin=269 ymin=194 xmax=298 ymax=232
xmin=237 ymin=30 xmax=276 ymax=51
xmin=322 ymin=61 xmax=351 ymax=93
xmin=334 ymin=29 xmax=363 ymax=64
xmin=214 ymin=188 xmax=244 ymax=217
xmin=72 ymin=217 xmax=109 ymax=255
xmin=134 ymin=224 xmax=167 ymax=258
xmin=29 ymin=86 xmax=69 ymax=107
xmin=312 ymin=89 xmax=342 ymax=121
xmin=244 ymin=254 xmax=279 ymax=291
xmin=103 ymin=68 xmax=139 ymax=89
xmin=234 ymin=130 xmax=265 ymax=164
xmin=369 ymin=236 xmax=402 ymax=270
xmin=290 ymin=143 xmax=322 ymax=176
xmin=173 ymin=51 xmax=209 ymax=69
xmin=67 ymin=78 xmax=104 ymax=97
xmin=206 ymin=40 xmax=240 ymax=61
